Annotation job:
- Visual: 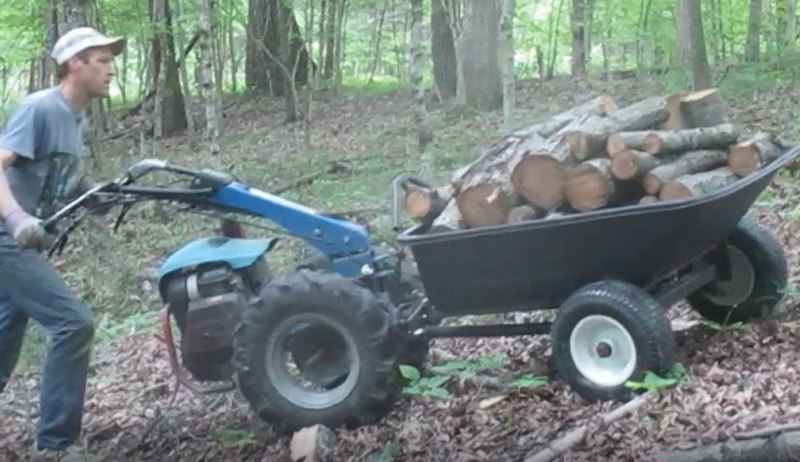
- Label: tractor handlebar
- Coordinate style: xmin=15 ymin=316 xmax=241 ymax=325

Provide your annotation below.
xmin=40 ymin=158 xmax=236 ymax=258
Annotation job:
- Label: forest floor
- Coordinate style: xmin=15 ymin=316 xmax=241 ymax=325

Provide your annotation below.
xmin=3 ymin=66 xmax=800 ymax=461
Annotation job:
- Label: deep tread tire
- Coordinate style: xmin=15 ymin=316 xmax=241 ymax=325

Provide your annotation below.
xmin=687 ymin=217 xmax=788 ymax=325
xmin=233 ymin=271 xmax=401 ymax=432
xmin=551 ymin=280 xmax=677 ymax=402
xmin=295 ymin=249 xmax=431 ymax=371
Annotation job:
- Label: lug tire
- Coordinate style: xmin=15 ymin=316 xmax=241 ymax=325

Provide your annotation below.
xmin=687 ymin=216 xmax=788 ymax=325
xmin=296 ymin=249 xmax=431 ymax=371
xmin=233 ymin=271 xmax=401 ymax=432
xmin=551 ymin=280 xmax=677 ymax=402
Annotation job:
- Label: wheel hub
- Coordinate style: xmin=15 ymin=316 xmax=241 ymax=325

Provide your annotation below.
xmin=266 ymin=314 xmax=361 ymax=410
xmin=569 ymin=315 xmax=637 ymax=388
xmin=702 ymin=246 xmax=755 ymax=307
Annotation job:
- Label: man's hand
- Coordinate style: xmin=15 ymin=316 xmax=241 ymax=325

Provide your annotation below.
xmin=3 ymin=209 xmax=48 ymax=250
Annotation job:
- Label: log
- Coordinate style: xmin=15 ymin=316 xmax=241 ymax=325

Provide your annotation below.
xmin=679 ymin=88 xmax=731 ymax=128
xmin=507 ymin=205 xmax=542 ymax=223
xmin=728 ymin=131 xmax=783 ymax=176
xmin=651 ymin=430 xmax=800 ymax=462
xmin=606 ymin=132 xmax=661 ymax=156
xmin=641 ymin=149 xmax=729 ymax=196
xmin=510 ymin=115 xmax=600 ymax=210
xmin=659 ymin=166 xmax=738 ymax=200
xmin=455 ymin=133 xmax=545 ymax=227
xmin=456 ymin=95 xmax=618 ymax=193
xmin=660 ymin=92 xmax=689 ymax=129
xmin=650 ymin=123 xmax=739 ymax=154
xmin=610 ymin=149 xmax=666 ymax=180
xmin=567 ymin=96 xmax=672 ymax=160
xmin=402 ymin=183 xmax=454 ymax=222
xmin=428 ymin=198 xmax=464 ymax=233
xmin=513 ymin=95 xmax=618 ymax=138
xmin=608 ymin=123 xmax=739 ymax=157
xmin=563 ymin=158 xmax=616 ymax=212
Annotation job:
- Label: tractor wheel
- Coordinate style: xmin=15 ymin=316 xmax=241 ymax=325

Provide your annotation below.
xmin=295 ymin=249 xmax=431 ymax=372
xmin=551 ymin=280 xmax=677 ymax=402
xmin=233 ymin=271 xmax=402 ymax=432
xmin=687 ymin=217 xmax=788 ymax=326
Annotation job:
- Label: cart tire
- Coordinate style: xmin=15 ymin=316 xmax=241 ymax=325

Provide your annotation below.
xmin=233 ymin=271 xmax=402 ymax=432
xmin=687 ymin=217 xmax=788 ymax=326
xmin=551 ymin=280 xmax=677 ymax=402
xmin=295 ymin=249 xmax=431 ymax=372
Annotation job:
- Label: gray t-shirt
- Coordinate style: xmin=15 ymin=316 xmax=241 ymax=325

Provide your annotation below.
xmin=0 ymin=87 xmax=86 ymax=232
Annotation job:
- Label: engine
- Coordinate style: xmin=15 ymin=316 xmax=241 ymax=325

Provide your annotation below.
xmin=162 ymin=261 xmax=260 ymax=382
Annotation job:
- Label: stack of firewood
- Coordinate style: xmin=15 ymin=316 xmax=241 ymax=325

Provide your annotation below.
xmin=400 ymin=88 xmax=791 ymax=234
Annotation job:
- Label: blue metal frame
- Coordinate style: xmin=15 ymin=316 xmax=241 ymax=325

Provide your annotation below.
xmin=158 ymin=180 xmax=375 ymax=280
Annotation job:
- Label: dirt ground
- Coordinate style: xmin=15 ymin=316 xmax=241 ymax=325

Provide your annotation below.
xmin=3 ymin=72 xmax=800 ymax=461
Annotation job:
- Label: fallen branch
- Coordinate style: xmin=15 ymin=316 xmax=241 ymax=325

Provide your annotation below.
xmin=523 ymin=391 xmax=654 ymax=462
xmin=652 ymin=429 xmax=800 ymax=462
xmin=272 ymin=160 xmax=350 ymax=194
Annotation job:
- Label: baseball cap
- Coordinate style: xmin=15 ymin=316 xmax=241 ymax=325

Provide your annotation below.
xmin=51 ymin=27 xmax=125 ymax=65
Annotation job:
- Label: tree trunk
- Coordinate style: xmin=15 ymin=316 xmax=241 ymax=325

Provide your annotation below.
xmin=570 ymin=0 xmax=587 ymax=76
xmin=745 ymin=0 xmax=763 ymax=61
xmin=150 ymin=0 xmax=188 ymax=137
xmin=431 ymin=0 xmax=457 ymax=100
xmin=457 ymin=1 xmax=503 ymax=111
xmin=676 ymin=0 xmax=712 ymax=90
xmin=498 ymin=0 xmax=516 ymax=132
xmin=195 ymin=0 xmax=219 ymax=156
xmin=244 ymin=0 xmax=315 ymax=94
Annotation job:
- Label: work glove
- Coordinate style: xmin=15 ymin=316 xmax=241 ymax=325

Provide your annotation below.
xmin=3 ymin=209 xmax=49 ymax=251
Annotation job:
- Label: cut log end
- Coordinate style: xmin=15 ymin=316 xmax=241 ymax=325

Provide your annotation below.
xmin=680 ymin=88 xmax=730 ymax=128
xmin=456 ymin=184 xmax=515 ymax=228
xmin=728 ymin=132 xmax=783 ymax=176
xmin=511 ymin=156 xmax=567 ymax=210
xmin=610 ymin=149 xmax=661 ymax=180
xmin=564 ymin=159 xmax=615 ymax=212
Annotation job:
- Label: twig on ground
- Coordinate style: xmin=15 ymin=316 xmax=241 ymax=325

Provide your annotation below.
xmin=522 ymin=391 xmax=654 ymax=462
xmin=735 ymin=422 xmax=800 ymax=440
xmin=652 ymin=430 xmax=800 ymax=462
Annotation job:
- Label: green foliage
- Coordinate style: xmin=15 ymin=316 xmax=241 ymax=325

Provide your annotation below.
xmin=400 ymin=353 xmax=547 ymax=399
xmin=625 ymin=363 xmax=686 ymax=391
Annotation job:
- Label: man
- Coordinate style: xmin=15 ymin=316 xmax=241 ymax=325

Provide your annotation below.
xmin=0 ymin=27 xmax=124 ymax=462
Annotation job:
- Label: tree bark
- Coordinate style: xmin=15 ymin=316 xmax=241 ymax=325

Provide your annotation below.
xmin=457 ymin=1 xmax=502 ymax=111
xmin=641 ymin=149 xmax=728 ymax=195
xmin=431 ymin=0 xmax=457 ymax=100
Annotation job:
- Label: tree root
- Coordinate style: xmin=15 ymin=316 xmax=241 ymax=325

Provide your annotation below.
xmin=652 ymin=428 xmax=800 ymax=462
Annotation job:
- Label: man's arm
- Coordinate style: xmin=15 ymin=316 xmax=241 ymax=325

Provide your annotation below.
xmin=0 ymin=149 xmax=22 ymax=217
xmin=0 ymin=100 xmax=40 ymax=219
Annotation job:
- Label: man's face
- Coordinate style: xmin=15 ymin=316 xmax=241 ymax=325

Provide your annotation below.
xmin=70 ymin=47 xmax=116 ymax=98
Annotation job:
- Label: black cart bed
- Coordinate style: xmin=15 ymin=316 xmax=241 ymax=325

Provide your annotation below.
xmin=396 ymin=144 xmax=800 ymax=318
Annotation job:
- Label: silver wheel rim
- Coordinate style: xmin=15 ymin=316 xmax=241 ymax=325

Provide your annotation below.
xmin=569 ymin=314 xmax=637 ymax=388
xmin=266 ymin=314 xmax=361 ymax=410
xmin=702 ymin=246 xmax=755 ymax=306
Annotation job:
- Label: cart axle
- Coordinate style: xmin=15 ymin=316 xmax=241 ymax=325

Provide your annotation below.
xmin=418 ymin=322 xmax=552 ymax=339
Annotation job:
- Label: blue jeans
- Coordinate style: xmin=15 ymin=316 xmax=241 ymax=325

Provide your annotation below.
xmin=0 ymin=233 xmax=94 ymax=450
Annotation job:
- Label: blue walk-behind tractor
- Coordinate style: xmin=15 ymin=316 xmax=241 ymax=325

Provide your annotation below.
xmin=42 ymin=143 xmax=800 ymax=433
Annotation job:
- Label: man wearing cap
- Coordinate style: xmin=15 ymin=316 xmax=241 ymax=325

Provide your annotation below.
xmin=0 ymin=27 xmax=123 ymax=462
